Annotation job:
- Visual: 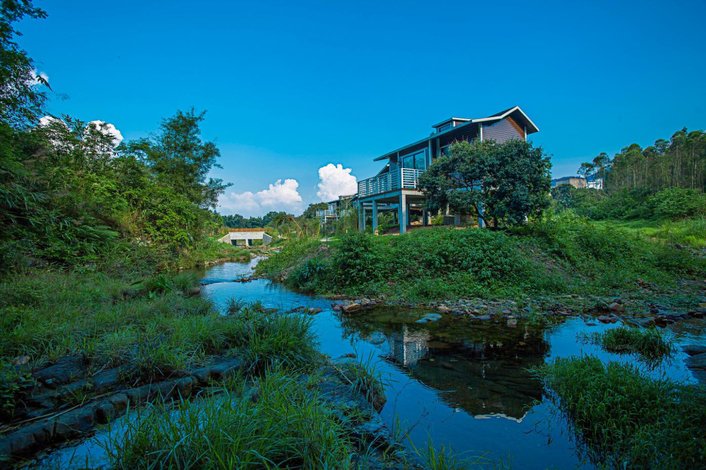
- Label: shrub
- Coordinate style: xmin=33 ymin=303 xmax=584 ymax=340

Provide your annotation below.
xmin=649 ymin=188 xmax=706 ymax=220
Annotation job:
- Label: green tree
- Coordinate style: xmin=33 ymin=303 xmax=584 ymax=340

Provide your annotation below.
xmin=0 ymin=0 xmax=47 ymax=127
xmin=126 ymin=109 xmax=229 ymax=209
xmin=419 ymin=139 xmax=551 ymax=227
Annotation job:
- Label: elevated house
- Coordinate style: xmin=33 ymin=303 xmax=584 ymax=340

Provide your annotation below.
xmin=355 ymin=106 xmax=539 ymax=233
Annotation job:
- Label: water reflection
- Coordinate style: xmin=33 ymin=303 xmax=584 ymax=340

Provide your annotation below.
xmin=339 ymin=308 xmax=548 ymax=421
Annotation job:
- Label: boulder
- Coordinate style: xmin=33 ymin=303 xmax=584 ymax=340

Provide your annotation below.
xmin=415 ymin=313 xmax=442 ymax=324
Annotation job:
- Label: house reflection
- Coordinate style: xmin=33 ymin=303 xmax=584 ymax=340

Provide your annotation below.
xmin=340 ymin=309 xmax=549 ymax=422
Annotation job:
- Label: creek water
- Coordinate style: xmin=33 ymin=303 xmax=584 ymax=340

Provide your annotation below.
xmin=36 ymin=259 xmax=704 ymax=469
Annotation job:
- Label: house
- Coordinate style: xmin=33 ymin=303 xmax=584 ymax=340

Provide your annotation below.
xmin=315 ymin=194 xmax=355 ymax=225
xmin=355 ymin=106 xmax=539 ymax=233
xmin=551 ymin=176 xmax=587 ymax=189
xmin=218 ymin=228 xmax=273 ymax=247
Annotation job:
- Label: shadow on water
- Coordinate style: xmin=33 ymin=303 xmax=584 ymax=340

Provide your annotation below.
xmin=35 ymin=261 xmax=704 ymax=469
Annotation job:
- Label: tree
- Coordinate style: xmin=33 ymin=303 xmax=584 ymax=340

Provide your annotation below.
xmin=0 ymin=0 xmax=47 ymax=127
xmin=301 ymin=202 xmax=328 ymax=219
xmin=126 ymin=109 xmax=229 ymax=209
xmin=419 ymin=139 xmax=551 ymax=227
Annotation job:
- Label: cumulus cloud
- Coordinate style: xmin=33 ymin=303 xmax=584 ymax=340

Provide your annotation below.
xmin=219 ymin=179 xmax=303 ymax=216
xmin=38 ymin=115 xmax=66 ymax=128
xmin=316 ymin=163 xmax=357 ymax=202
xmin=86 ymin=120 xmax=124 ymax=148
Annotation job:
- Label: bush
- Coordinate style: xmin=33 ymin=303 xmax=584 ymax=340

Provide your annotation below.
xmin=649 ymin=188 xmax=706 ymax=220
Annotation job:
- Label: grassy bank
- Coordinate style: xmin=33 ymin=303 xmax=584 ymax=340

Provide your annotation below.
xmin=256 ymin=214 xmax=705 ymax=302
xmin=541 ymin=356 xmax=706 ymax=468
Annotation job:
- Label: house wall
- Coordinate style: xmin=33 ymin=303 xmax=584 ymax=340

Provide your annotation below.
xmin=482 ymin=117 xmax=524 ymax=143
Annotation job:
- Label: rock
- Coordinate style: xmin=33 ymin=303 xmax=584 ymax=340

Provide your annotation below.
xmin=342 ymin=302 xmax=362 ymax=314
xmin=307 ymin=307 xmax=322 ymax=315
xmin=685 ymin=353 xmax=706 ymax=371
xmin=186 ymin=286 xmax=201 ymax=297
xmin=92 ymin=367 xmax=122 ymax=392
xmin=475 ymin=315 xmax=491 ymax=321
xmin=608 ymin=302 xmax=624 ymax=313
xmin=683 ymin=344 xmax=706 ymax=356
xmin=437 ymin=305 xmax=451 ymax=314
xmin=415 ymin=313 xmax=442 ymax=324
xmin=33 ymin=355 xmax=86 ymax=387
xmin=506 ymin=319 xmax=518 ymax=328
xmin=688 ymin=308 xmax=706 ymax=319
xmin=597 ymin=315 xmax=617 ymax=324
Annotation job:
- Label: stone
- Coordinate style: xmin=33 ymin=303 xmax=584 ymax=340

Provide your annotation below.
xmin=685 ymin=353 xmax=706 ymax=371
xmin=437 ymin=305 xmax=451 ymax=314
xmin=33 ymin=355 xmax=87 ymax=387
xmin=92 ymin=367 xmax=122 ymax=392
xmin=608 ymin=302 xmax=624 ymax=313
xmin=475 ymin=315 xmax=491 ymax=321
xmin=307 ymin=307 xmax=322 ymax=315
xmin=506 ymin=319 xmax=518 ymax=328
xmin=415 ymin=313 xmax=442 ymax=324
xmin=683 ymin=344 xmax=706 ymax=356
xmin=597 ymin=315 xmax=617 ymax=324
xmin=186 ymin=286 xmax=201 ymax=297
xmin=342 ymin=302 xmax=362 ymax=314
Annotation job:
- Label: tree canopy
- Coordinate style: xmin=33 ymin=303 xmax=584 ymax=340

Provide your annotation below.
xmin=419 ymin=139 xmax=551 ymax=227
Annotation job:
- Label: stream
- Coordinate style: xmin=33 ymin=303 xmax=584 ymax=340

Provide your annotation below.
xmin=36 ymin=259 xmax=705 ymax=469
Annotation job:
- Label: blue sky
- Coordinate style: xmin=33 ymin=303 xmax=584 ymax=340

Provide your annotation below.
xmin=20 ymin=0 xmax=706 ymax=216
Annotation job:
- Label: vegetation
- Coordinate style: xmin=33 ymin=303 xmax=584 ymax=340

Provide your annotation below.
xmin=104 ymin=369 xmax=355 ymax=469
xmin=541 ymin=356 xmax=706 ymax=469
xmin=586 ymin=326 xmax=673 ymax=364
xmin=579 ymin=129 xmax=705 ymax=192
xmin=258 ymin=212 xmax=704 ymax=301
xmin=419 ymin=139 xmax=551 ymax=227
xmin=553 ymin=186 xmax=706 ymax=223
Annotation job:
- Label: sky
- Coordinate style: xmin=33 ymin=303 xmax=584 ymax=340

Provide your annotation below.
xmin=19 ymin=0 xmax=706 ymax=216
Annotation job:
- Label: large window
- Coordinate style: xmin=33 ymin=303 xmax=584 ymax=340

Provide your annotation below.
xmin=401 ymin=149 xmax=427 ymax=170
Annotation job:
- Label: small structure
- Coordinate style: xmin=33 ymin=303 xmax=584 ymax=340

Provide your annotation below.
xmin=218 ymin=228 xmax=272 ymax=247
xmin=551 ymin=176 xmax=587 ymax=189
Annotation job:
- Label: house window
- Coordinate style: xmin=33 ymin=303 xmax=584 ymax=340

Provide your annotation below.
xmin=440 ymin=145 xmax=452 ymax=157
xmin=401 ymin=149 xmax=427 ymax=170
xmin=437 ymin=123 xmax=452 ymax=133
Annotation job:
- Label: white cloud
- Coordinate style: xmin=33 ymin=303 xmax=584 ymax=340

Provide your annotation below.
xmin=86 ymin=120 xmax=124 ymax=148
xmin=219 ymin=179 xmax=303 ymax=216
xmin=38 ymin=115 xmax=65 ymax=128
xmin=316 ymin=163 xmax=357 ymax=202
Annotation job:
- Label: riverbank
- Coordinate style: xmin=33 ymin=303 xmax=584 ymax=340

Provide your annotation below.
xmin=0 ymin=264 xmax=408 ymax=467
xmin=256 ymin=217 xmax=705 ymax=311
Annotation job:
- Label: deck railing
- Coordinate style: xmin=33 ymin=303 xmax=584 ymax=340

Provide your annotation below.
xmin=357 ymin=168 xmax=423 ymax=197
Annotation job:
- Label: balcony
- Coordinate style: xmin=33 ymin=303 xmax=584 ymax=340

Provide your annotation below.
xmin=357 ymin=168 xmax=424 ymax=198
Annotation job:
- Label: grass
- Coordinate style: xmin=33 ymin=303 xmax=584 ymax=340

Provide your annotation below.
xmin=587 ymin=326 xmax=673 ymax=364
xmin=257 ymin=213 xmax=705 ymax=302
xmin=335 ymin=354 xmax=386 ymax=411
xmin=103 ymin=369 xmax=355 ymax=469
xmin=0 ymin=270 xmax=321 ymax=415
xmin=595 ymin=217 xmax=706 ymax=250
xmin=541 ymin=356 xmax=706 ymax=469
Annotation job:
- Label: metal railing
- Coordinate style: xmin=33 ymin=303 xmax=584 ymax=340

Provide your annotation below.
xmin=357 ymin=168 xmax=423 ymax=197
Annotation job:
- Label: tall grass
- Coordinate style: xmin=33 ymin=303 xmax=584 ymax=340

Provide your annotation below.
xmin=104 ymin=369 xmax=355 ymax=469
xmin=541 ymin=356 xmax=706 ymax=469
xmin=588 ymin=326 xmax=673 ymax=364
